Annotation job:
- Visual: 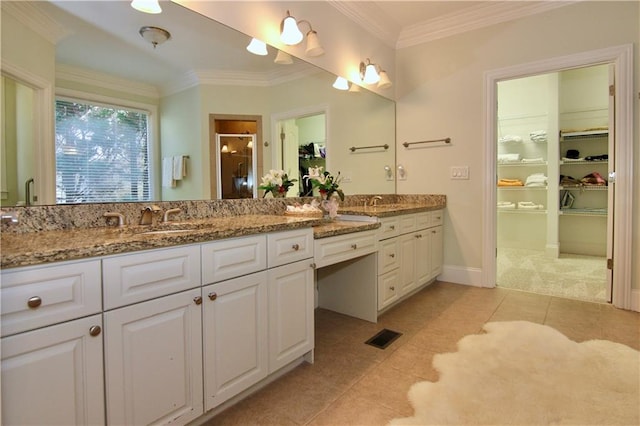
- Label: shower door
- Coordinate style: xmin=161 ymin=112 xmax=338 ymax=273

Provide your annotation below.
xmin=215 ymin=133 xmax=257 ymax=199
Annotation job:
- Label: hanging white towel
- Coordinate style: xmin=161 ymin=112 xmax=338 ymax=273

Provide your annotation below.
xmin=173 ymin=155 xmax=187 ymax=180
xmin=162 ymin=157 xmax=176 ymax=188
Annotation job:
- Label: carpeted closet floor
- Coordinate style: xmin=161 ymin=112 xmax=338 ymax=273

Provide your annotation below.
xmin=496 ymin=247 xmax=608 ymax=302
xmin=205 ymin=281 xmax=638 ymax=425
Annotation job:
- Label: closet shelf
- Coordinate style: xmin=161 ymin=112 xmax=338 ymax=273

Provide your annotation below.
xmin=559 ymin=160 xmax=607 ymax=165
xmin=559 ymin=185 xmax=608 ymax=191
xmin=498 ymin=186 xmax=547 ymax=191
xmin=498 ymin=161 xmax=547 ymax=167
xmin=560 ymin=129 xmax=608 ymax=140
xmin=559 ymin=209 xmax=607 ymax=217
xmin=498 ymin=209 xmax=547 ymax=215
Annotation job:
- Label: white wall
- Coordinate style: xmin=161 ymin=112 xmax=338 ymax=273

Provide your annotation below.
xmin=395 ymin=1 xmax=639 ymax=288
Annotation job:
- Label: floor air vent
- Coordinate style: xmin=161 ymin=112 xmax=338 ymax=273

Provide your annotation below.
xmin=365 ymin=329 xmax=402 ymax=349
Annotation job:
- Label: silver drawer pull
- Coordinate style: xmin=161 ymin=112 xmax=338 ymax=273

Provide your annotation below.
xmin=389 ymin=253 xmax=395 ymax=258
xmin=432 ymin=230 xmax=436 ymax=234
xmin=389 ymin=225 xmax=395 ymax=230
xmin=193 ymin=296 xmax=203 ymax=305
xmin=435 ymin=216 xmax=441 ymax=220
xmin=390 ymin=286 xmax=395 ymax=291
xmin=208 ymin=292 xmax=217 ymax=301
xmin=351 ymin=244 xmax=358 ymax=250
xmin=89 ymin=325 xmax=102 ymax=337
xmin=27 ymin=296 xmax=42 ymax=309
xmin=292 ymin=243 xmax=300 ymax=251
xmin=415 ymin=234 xmax=423 ymax=239
xmin=310 ymin=263 xmax=316 ymax=269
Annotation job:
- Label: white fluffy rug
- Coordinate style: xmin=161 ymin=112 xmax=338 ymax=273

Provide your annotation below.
xmin=390 ymin=321 xmax=639 ymax=425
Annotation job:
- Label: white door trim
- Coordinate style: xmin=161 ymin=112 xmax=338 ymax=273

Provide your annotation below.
xmin=482 ymin=44 xmax=634 ymax=310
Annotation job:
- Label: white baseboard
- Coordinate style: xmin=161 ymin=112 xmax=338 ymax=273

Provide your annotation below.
xmin=631 ymin=289 xmax=640 ymax=312
xmin=439 ymin=265 xmax=484 ymax=287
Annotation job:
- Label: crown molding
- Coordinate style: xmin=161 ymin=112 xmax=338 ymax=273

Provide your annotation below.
xmin=329 ymin=1 xmax=576 ymax=50
xmin=397 ymin=1 xmax=577 ymax=48
xmin=56 ymin=64 xmax=160 ymax=99
xmin=327 ymin=1 xmax=400 ymax=48
xmin=2 ymin=1 xmax=71 ymax=45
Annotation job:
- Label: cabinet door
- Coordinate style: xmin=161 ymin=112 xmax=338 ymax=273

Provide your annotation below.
xmin=399 ymin=233 xmax=416 ymax=296
xmin=430 ymin=226 xmax=444 ymax=278
xmin=202 ymin=272 xmax=268 ymax=411
xmin=104 ymin=289 xmax=203 ymax=426
xmin=268 ymin=260 xmax=314 ymax=373
xmin=1 ymin=314 xmax=105 ymax=426
xmin=414 ymin=229 xmax=431 ymax=286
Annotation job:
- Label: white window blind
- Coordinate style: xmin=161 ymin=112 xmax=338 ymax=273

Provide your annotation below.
xmin=55 ymin=99 xmax=151 ymax=204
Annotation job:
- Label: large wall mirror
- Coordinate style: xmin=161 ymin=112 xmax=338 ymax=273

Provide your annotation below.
xmin=0 ymin=0 xmax=396 ymax=207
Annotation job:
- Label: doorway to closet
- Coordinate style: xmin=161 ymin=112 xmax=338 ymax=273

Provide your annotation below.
xmin=495 ymin=64 xmax=612 ymax=303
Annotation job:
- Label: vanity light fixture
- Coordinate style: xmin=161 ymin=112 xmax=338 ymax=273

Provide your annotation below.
xmin=360 ymin=59 xmax=380 ymax=84
xmin=131 ymin=0 xmax=161 ymax=14
xmin=378 ymin=70 xmax=392 ymax=89
xmin=246 ymin=38 xmax=268 ymax=56
xmin=274 ymin=50 xmax=293 ymax=64
xmin=246 ymin=140 xmax=254 ymax=149
xmin=332 ymin=76 xmax=350 ymax=91
xmin=139 ymin=26 xmax=171 ymax=49
xmin=279 ymin=10 xmax=324 ymax=57
xmin=221 ymin=144 xmax=229 ymax=153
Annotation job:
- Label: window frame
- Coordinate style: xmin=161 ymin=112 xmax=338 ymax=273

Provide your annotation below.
xmin=55 ymin=88 xmax=159 ymax=203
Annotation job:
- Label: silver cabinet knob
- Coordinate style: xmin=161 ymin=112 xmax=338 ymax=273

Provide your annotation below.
xmin=389 ymin=253 xmax=395 ymax=258
xmin=194 ymin=296 xmax=203 ymax=305
xmin=89 ymin=325 xmax=101 ymax=337
xmin=415 ymin=234 xmax=423 ymax=239
xmin=292 ymin=243 xmax=300 ymax=251
xmin=208 ymin=292 xmax=217 ymax=301
xmin=390 ymin=286 xmax=395 ymax=291
xmin=351 ymin=244 xmax=358 ymax=249
xmin=310 ymin=263 xmax=316 ymax=269
xmin=389 ymin=225 xmax=395 ymax=230
xmin=27 ymin=296 xmax=42 ymax=309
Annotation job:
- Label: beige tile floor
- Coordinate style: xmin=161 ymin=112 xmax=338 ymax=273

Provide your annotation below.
xmin=205 ymin=281 xmax=640 ymax=426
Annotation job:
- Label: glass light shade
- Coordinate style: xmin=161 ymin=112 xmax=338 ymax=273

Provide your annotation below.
xmin=348 ymin=83 xmax=361 ymax=93
xmin=274 ymin=50 xmax=293 ymax=64
xmin=247 ymin=140 xmax=253 ymax=149
xmin=363 ymin=63 xmax=380 ymax=84
xmin=139 ymin=26 xmax=171 ymax=48
xmin=305 ymin=31 xmax=324 ymax=57
xmin=221 ymin=144 xmax=229 ymax=153
xmin=131 ymin=0 xmax=162 ymax=14
xmin=280 ymin=15 xmax=303 ymax=45
xmin=246 ymin=38 xmax=268 ymax=56
xmin=332 ymin=77 xmax=349 ymax=91
xmin=377 ymin=70 xmax=392 ymax=89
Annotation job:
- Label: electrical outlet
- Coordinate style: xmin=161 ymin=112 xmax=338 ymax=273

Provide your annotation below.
xmin=451 ymin=166 xmax=469 ymax=180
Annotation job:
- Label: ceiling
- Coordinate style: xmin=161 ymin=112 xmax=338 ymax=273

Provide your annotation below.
xmin=6 ymin=1 xmax=574 ymax=95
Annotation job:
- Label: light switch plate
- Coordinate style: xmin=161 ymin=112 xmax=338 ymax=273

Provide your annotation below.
xmin=451 ymin=166 xmax=469 ymax=180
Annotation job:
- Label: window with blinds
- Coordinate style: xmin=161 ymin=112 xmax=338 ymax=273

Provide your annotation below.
xmin=55 ymin=98 xmax=151 ymax=204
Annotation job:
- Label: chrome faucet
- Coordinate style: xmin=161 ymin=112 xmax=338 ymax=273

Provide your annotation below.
xmin=162 ymin=208 xmax=182 ymax=223
xmin=139 ymin=205 xmax=161 ymax=225
xmin=368 ymin=196 xmax=383 ymax=207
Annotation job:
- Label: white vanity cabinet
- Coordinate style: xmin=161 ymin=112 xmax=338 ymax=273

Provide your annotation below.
xmin=377 ymin=210 xmax=444 ymax=312
xmin=1 ymin=259 xmax=105 ymax=426
xmin=103 ymin=288 xmax=204 ymax=426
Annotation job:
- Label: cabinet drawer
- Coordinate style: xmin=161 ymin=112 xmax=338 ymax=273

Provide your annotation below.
xmin=398 ymin=214 xmax=417 ymax=234
xmin=314 ymin=230 xmax=377 ymax=268
xmin=378 ymin=238 xmax=399 ymax=274
xmin=378 ymin=269 xmax=400 ymax=310
xmin=431 ymin=210 xmax=444 ymax=227
xmin=378 ymin=217 xmax=400 ymax=240
xmin=267 ymin=229 xmax=313 ymax=268
xmin=415 ymin=212 xmax=431 ymax=229
xmin=202 ymin=235 xmax=267 ymax=284
xmin=103 ymin=245 xmax=200 ymax=310
xmin=1 ymin=260 xmax=102 ymax=337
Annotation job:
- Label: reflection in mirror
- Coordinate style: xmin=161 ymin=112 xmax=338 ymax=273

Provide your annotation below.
xmin=216 ymin=134 xmax=256 ymax=199
xmin=0 ymin=0 xmax=396 ymax=206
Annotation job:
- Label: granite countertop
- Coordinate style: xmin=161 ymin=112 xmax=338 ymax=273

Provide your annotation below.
xmin=1 ymin=215 xmax=323 ymax=269
xmin=1 ymin=200 xmax=446 ymax=270
xmin=338 ymin=203 xmax=443 ymax=217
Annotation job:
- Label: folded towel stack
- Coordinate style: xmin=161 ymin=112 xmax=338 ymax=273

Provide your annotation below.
xmin=498 ymin=178 xmax=524 ymax=187
xmin=497 ymin=201 xmax=516 ymax=209
xmin=518 ymin=201 xmax=544 ymax=210
xmin=498 ymin=153 xmax=521 ymax=163
xmin=521 ymin=157 xmax=544 ymax=163
xmin=529 ymin=130 xmax=547 ymax=143
xmin=525 ymin=173 xmax=547 ymax=187
xmin=498 ymin=135 xmax=523 ymax=144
